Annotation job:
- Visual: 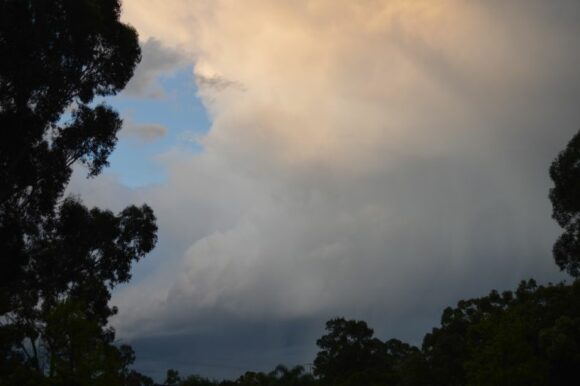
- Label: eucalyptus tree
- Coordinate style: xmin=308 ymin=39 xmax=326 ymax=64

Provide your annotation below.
xmin=550 ymin=129 xmax=580 ymax=276
xmin=0 ymin=0 xmax=157 ymax=384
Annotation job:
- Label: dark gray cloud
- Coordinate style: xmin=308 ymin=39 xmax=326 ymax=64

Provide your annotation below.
xmin=128 ymin=316 xmax=321 ymax=380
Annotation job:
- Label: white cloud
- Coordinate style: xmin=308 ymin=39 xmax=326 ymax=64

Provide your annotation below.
xmin=123 ymin=38 xmax=188 ymax=98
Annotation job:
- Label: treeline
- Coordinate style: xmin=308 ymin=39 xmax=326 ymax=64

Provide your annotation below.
xmin=146 ymin=279 xmax=580 ymax=386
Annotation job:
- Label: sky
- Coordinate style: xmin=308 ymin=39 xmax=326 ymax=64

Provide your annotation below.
xmin=67 ymin=0 xmax=580 ymax=380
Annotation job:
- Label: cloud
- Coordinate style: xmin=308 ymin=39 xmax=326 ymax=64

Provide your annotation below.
xmin=121 ymin=122 xmax=168 ymax=142
xmin=195 ymin=74 xmax=244 ymax=93
xmin=67 ymin=0 xmax=580 ymax=377
xmin=123 ymin=38 xmax=188 ymax=98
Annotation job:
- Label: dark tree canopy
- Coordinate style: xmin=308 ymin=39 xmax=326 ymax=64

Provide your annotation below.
xmin=0 ymin=0 xmax=140 ymax=189
xmin=0 ymin=0 xmax=141 ymax=288
xmin=550 ymin=129 xmax=580 ymax=276
xmin=314 ymin=318 xmax=393 ymax=384
xmin=111 ymin=280 xmax=580 ymax=386
xmin=0 ymin=0 xmax=157 ymax=384
xmin=421 ymin=280 xmax=580 ymax=386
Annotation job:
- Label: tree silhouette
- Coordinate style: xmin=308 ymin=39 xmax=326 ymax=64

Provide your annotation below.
xmin=0 ymin=0 xmax=157 ymax=384
xmin=421 ymin=280 xmax=580 ymax=386
xmin=269 ymin=365 xmax=315 ymax=386
xmin=0 ymin=0 xmax=141 ymax=288
xmin=313 ymin=318 xmax=389 ymax=384
xmin=550 ymin=129 xmax=580 ymax=276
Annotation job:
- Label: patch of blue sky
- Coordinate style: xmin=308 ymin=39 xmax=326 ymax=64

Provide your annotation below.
xmin=104 ymin=66 xmax=211 ymax=188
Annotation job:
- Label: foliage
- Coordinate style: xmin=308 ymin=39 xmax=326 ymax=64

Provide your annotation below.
xmin=226 ymin=365 xmax=315 ymax=386
xmin=172 ymin=281 xmax=580 ymax=386
xmin=0 ymin=0 xmax=141 ymax=289
xmin=0 ymin=0 xmax=157 ymax=384
xmin=179 ymin=374 xmax=222 ymax=386
xmin=313 ymin=318 xmax=390 ymax=384
xmin=313 ymin=318 xmax=423 ymax=386
xmin=164 ymin=369 xmax=182 ymax=386
xmin=422 ymin=280 xmax=580 ymax=386
xmin=550 ymin=129 xmax=580 ymax=276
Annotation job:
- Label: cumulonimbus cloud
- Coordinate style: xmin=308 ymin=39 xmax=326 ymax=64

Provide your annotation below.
xmin=79 ymin=0 xmax=580 ymax=359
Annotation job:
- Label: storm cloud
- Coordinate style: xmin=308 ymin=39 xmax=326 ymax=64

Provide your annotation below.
xmin=69 ymin=0 xmax=580 ymax=378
